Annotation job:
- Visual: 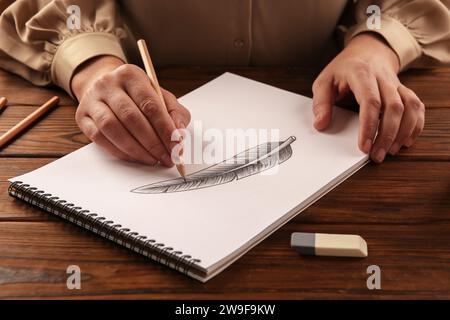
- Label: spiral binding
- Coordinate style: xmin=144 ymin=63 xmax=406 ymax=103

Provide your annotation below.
xmin=8 ymin=181 xmax=203 ymax=277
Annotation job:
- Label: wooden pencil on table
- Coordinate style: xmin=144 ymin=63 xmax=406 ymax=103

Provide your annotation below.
xmin=137 ymin=39 xmax=186 ymax=180
xmin=0 ymin=96 xmax=59 ymax=149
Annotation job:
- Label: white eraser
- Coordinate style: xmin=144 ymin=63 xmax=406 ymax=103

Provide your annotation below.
xmin=291 ymin=232 xmax=368 ymax=258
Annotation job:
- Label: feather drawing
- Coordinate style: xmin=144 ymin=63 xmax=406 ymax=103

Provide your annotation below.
xmin=131 ymin=136 xmax=296 ymax=194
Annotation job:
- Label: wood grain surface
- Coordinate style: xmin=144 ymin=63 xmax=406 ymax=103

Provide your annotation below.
xmin=0 ymin=68 xmax=449 ymax=299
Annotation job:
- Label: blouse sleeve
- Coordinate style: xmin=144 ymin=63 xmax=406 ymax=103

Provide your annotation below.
xmin=345 ymin=0 xmax=450 ymax=71
xmin=0 ymin=0 xmax=127 ymax=97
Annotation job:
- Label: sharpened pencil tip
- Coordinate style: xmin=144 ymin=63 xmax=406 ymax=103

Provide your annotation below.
xmin=176 ymin=163 xmax=186 ymax=181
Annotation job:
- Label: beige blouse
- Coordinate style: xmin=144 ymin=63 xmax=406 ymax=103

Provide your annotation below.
xmin=0 ymin=0 xmax=449 ymax=98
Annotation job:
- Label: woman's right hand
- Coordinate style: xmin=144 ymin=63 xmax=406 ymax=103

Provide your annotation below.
xmin=72 ymin=55 xmax=191 ymax=166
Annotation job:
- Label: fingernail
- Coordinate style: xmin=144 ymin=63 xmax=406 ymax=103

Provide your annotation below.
xmin=405 ymin=138 xmax=414 ymax=148
xmin=314 ymin=113 xmax=325 ymax=129
xmin=314 ymin=113 xmax=324 ymax=123
xmin=389 ymin=142 xmax=401 ymax=155
xmin=373 ymin=148 xmax=386 ymax=163
xmin=362 ymin=139 xmax=372 ymax=154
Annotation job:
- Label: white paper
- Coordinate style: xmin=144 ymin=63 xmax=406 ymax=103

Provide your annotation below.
xmin=10 ymin=73 xmax=368 ymax=273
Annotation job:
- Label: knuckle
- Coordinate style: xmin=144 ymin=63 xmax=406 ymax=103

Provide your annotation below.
xmin=381 ymin=133 xmax=396 ymax=145
xmin=389 ymin=101 xmax=404 ymax=115
xmin=89 ymin=128 xmax=102 ymax=142
xmin=312 ymin=102 xmax=329 ymax=117
xmin=93 ymin=74 xmax=112 ymax=90
xmin=365 ymin=97 xmax=382 ymax=112
xmin=84 ymin=87 xmax=96 ymax=98
xmin=164 ymin=89 xmax=177 ymax=100
xmin=352 ymin=60 xmax=372 ymax=77
xmin=419 ymin=102 xmax=426 ymax=113
xmin=119 ymin=106 xmax=139 ymax=123
xmin=409 ymin=100 xmax=421 ymax=112
xmin=116 ymin=64 xmax=138 ymax=77
xmin=175 ymin=104 xmax=191 ymax=121
xmin=97 ymin=114 xmax=115 ymax=131
xmin=362 ymin=122 xmax=378 ymax=137
xmin=312 ymin=102 xmax=320 ymax=112
xmin=82 ymin=122 xmax=100 ymax=141
xmin=139 ymin=97 xmax=159 ymax=116
xmin=92 ymin=79 xmax=104 ymax=91
xmin=75 ymin=108 xmax=83 ymax=123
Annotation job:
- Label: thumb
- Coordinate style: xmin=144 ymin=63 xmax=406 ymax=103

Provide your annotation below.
xmin=312 ymin=76 xmax=336 ymax=131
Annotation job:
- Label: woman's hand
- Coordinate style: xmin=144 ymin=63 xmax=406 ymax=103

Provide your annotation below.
xmin=312 ymin=33 xmax=425 ymax=163
xmin=72 ymin=56 xmax=190 ymax=166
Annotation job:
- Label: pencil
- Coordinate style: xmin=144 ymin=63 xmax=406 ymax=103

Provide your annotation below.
xmin=137 ymin=39 xmax=187 ymax=180
xmin=0 ymin=96 xmax=59 ymax=149
xmin=0 ymin=97 xmax=7 ymax=114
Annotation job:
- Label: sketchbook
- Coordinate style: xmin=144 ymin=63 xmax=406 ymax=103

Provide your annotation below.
xmin=8 ymin=73 xmax=369 ymax=282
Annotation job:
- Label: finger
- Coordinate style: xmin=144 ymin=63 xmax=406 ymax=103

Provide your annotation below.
xmin=161 ymin=89 xmax=189 ymax=161
xmin=312 ymin=75 xmax=336 ymax=131
xmin=116 ymin=65 xmax=181 ymax=154
xmin=347 ymin=70 xmax=381 ymax=154
xmin=87 ymin=100 xmax=158 ymax=166
xmin=105 ymin=91 xmax=173 ymax=167
xmin=162 ymin=88 xmax=191 ymax=129
xmin=389 ymin=85 xmax=422 ymax=154
xmin=370 ymin=80 xmax=404 ymax=162
xmin=406 ymin=105 xmax=425 ymax=147
xmin=78 ymin=116 xmax=131 ymax=162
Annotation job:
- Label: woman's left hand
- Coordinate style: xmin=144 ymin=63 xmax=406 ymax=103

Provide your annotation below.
xmin=312 ymin=33 xmax=425 ymax=163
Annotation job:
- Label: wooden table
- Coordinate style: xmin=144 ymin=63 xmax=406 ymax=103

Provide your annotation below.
xmin=0 ymin=67 xmax=449 ymax=299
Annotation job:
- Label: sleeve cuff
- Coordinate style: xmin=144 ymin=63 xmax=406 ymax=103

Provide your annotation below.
xmin=344 ymin=15 xmax=422 ymax=71
xmin=51 ymin=32 xmax=127 ymax=98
